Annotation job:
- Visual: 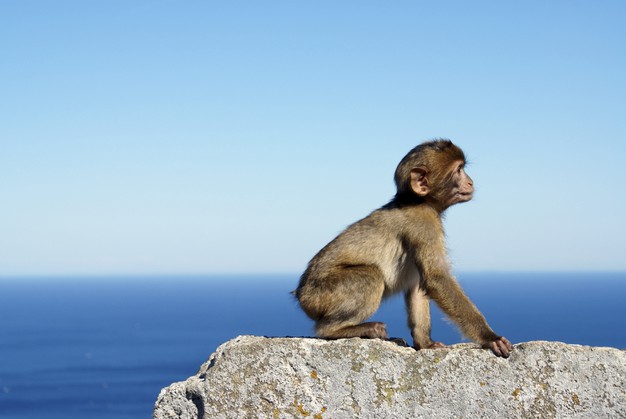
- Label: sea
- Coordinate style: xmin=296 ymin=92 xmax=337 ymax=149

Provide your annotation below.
xmin=0 ymin=272 xmax=624 ymax=419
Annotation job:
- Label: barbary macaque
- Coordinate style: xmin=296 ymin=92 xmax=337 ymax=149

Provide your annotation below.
xmin=295 ymin=139 xmax=512 ymax=357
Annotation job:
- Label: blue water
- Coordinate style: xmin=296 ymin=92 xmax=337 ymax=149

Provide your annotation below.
xmin=0 ymin=273 xmax=624 ymax=418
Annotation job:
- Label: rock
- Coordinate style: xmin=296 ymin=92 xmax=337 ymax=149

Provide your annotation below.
xmin=154 ymin=336 xmax=626 ymax=419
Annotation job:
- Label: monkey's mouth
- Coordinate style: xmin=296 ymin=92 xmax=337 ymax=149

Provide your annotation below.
xmin=456 ymin=192 xmax=473 ymax=200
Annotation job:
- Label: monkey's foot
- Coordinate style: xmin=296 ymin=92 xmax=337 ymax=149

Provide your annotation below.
xmin=360 ymin=321 xmax=388 ymax=339
xmin=413 ymin=341 xmax=447 ymax=350
xmin=318 ymin=321 xmax=388 ymax=340
xmin=428 ymin=341 xmax=447 ymax=349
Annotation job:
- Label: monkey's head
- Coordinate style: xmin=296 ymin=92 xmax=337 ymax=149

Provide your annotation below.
xmin=394 ymin=139 xmax=474 ymax=211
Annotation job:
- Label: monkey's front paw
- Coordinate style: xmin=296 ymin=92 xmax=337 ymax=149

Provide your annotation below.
xmin=483 ymin=336 xmax=512 ymax=358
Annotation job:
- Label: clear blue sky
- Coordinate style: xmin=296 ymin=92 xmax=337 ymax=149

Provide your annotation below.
xmin=1 ymin=1 xmax=625 ymax=276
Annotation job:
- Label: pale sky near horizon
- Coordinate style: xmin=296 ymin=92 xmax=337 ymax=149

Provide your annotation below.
xmin=1 ymin=1 xmax=625 ymax=277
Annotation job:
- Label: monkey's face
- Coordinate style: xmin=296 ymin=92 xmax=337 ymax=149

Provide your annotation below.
xmin=440 ymin=160 xmax=474 ymax=207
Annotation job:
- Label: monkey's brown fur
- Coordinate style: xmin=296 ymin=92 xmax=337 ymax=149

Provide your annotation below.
xmin=295 ymin=139 xmax=512 ymax=357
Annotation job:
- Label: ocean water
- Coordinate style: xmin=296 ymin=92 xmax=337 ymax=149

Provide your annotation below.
xmin=0 ymin=272 xmax=624 ymax=418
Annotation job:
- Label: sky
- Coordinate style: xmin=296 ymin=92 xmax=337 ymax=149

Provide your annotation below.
xmin=1 ymin=1 xmax=625 ymax=277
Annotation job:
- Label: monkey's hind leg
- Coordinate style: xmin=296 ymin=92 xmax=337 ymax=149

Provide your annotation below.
xmin=313 ymin=265 xmax=388 ymax=340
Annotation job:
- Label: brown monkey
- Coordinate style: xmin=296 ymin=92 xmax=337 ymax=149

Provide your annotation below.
xmin=295 ymin=139 xmax=512 ymax=357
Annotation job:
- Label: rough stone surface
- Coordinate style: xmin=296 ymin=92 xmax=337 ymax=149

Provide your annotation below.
xmin=154 ymin=336 xmax=626 ymax=419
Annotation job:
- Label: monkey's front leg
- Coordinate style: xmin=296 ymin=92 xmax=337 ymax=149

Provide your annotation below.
xmin=404 ymin=285 xmax=446 ymax=350
xmin=425 ymin=272 xmax=512 ymax=358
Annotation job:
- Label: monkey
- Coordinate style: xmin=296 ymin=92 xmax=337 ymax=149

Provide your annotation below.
xmin=295 ymin=139 xmax=512 ymax=357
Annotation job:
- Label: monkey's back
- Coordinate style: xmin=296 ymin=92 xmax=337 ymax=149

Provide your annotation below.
xmin=298 ymin=204 xmax=440 ymax=296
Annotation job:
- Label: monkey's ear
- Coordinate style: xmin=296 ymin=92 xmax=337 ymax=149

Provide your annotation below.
xmin=410 ymin=167 xmax=430 ymax=196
